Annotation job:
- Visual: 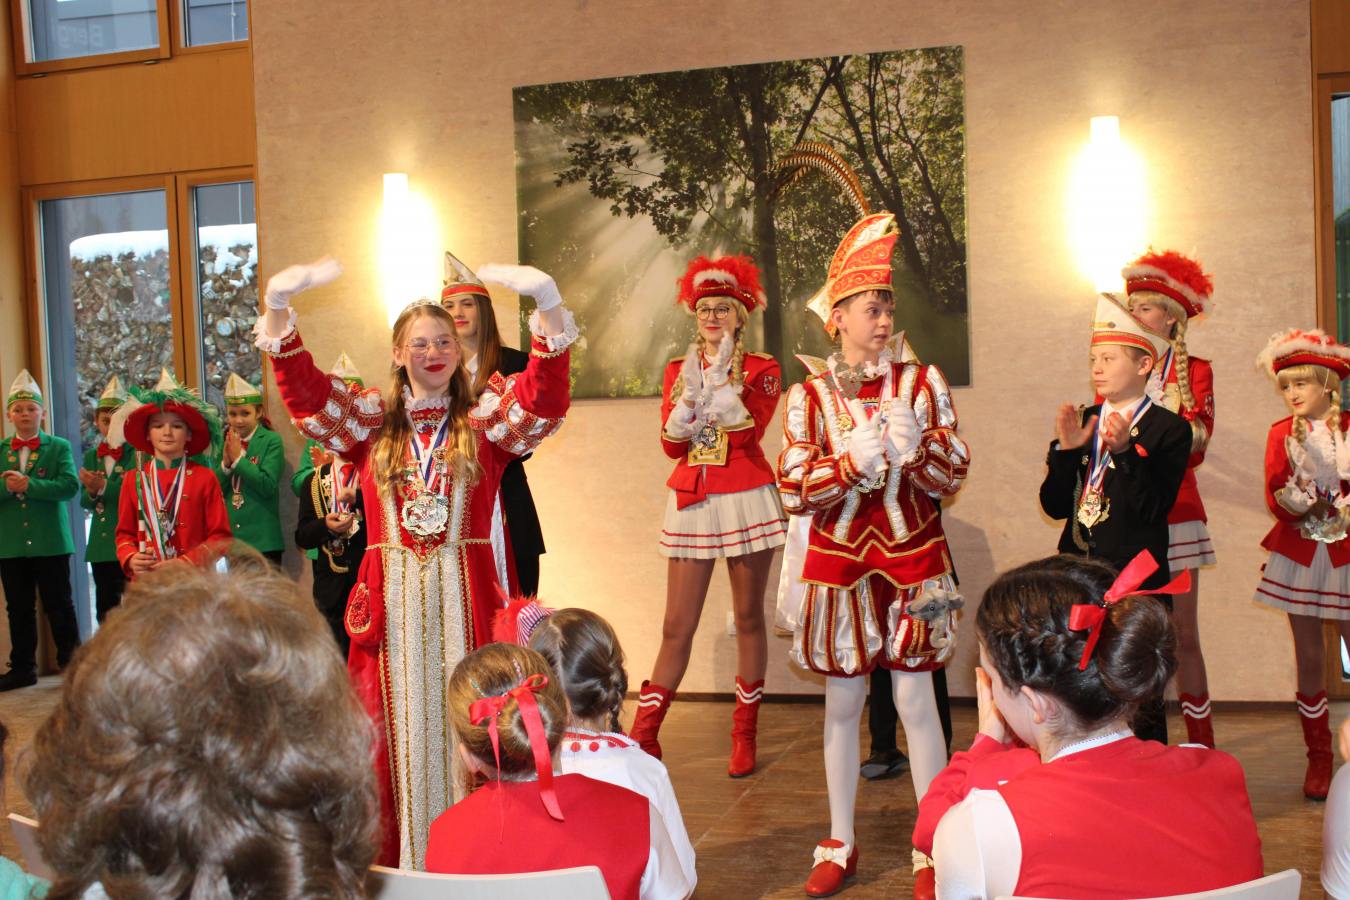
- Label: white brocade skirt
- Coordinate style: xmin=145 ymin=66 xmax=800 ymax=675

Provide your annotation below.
xmin=659 ymin=485 xmax=787 ymax=559
xmin=1168 ymin=519 xmax=1217 ymax=570
xmin=1255 ymin=546 xmax=1350 ymax=620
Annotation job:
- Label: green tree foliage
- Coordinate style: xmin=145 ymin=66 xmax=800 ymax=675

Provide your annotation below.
xmin=513 ymin=47 xmax=968 ymax=396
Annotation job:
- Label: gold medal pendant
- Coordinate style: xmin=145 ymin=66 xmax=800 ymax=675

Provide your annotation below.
xmin=1077 ymin=489 xmax=1109 ymax=529
xmin=231 ymin=491 xmax=245 ymax=510
xmin=686 ymin=422 xmax=729 ymax=466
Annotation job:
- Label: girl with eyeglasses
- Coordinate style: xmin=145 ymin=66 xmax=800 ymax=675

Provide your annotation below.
xmin=629 ymin=255 xmax=787 ymax=779
xmin=254 ymin=255 xmax=577 ymax=869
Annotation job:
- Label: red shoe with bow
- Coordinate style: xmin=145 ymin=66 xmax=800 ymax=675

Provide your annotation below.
xmin=805 ymin=839 xmax=857 ymax=897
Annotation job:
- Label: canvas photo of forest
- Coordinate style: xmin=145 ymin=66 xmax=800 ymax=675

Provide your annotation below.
xmin=513 ymin=47 xmax=968 ymax=397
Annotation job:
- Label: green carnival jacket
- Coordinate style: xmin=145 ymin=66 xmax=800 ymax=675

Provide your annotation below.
xmin=80 ymin=444 xmax=134 ymax=564
xmin=214 ymin=426 xmax=285 ymax=554
xmin=0 ymin=432 xmax=77 ymax=558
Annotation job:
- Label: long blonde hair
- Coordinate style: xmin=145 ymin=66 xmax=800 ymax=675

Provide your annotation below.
xmin=1129 ymin=292 xmax=1196 ymax=411
xmin=1278 ymin=363 xmax=1343 ymax=442
xmin=371 ymin=304 xmax=481 ymax=492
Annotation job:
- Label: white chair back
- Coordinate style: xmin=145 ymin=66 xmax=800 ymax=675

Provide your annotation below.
xmin=996 ymin=868 xmax=1302 ymax=900
xmin=367 ymin=863 xmax=611 ymax=899
xmin=6 ymin=813 xmax=55 ymax=882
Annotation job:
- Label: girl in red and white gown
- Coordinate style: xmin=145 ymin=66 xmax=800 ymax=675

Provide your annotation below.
xmin=255 ymin=258 xmax=577 ymax=868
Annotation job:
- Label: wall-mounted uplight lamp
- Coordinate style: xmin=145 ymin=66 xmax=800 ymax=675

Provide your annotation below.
xmin=379 ymin=173 xmax=441 ymax=326
xmin=1069 ymin=116 xmax=1147 ymax=292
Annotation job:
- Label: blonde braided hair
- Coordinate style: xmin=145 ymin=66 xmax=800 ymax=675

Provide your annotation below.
xmin=1130 ymin=293 xmax=1196 ymax=411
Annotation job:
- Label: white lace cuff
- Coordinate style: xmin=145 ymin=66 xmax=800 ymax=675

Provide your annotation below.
xmin=251 ymin=308 xmax=297 ymax=354
xmin=528 ymin=307 xmax=580 ymax=353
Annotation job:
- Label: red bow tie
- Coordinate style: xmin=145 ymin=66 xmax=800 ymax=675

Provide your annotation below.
xmin=10 ymin=436 xmax=38 ymax=452
xmin=97 ymin=443 xmax=123 ymax=461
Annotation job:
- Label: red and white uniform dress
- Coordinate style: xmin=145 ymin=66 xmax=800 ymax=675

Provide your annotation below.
xmin=778 ymin=348 xmax=967 ymax=676
xmin=658 ymin=350 xmax=786 ymax=558
xmin=931 ymin=734 xmax=1263 ymax=898
xmin=114 ymin=458 xmax=232 ymax=574
xmin=1149 ymin=351 xmax=1217 ymax=570
xmin=425 ymin=773 xmax=694 ymax=900
xmin=1254 ymin=410 xmax=1350 ymax=618
xmin=259 ymin=310 xmax=574 ymax=869
xmin=560 ymin=728 xmax=698 ymax=890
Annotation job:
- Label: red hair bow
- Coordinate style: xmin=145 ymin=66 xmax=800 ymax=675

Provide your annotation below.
xmin=1067 ymin=551 xmax=1190 ymax=671
xmin=468 ymin=673 xmax=564 ymax=821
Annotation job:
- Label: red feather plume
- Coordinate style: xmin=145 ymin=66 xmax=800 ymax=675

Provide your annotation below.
xmin=1130 ymin=249 xmax=1213 ymax=300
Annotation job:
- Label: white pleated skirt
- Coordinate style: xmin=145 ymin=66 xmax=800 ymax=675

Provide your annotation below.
xmin=1168 ymin=519 xmax=1217 ymax=570
xmin=1255 ymin=546 xmax=1350 ymax=620
xmin=659 ymin=484 xmax=787 ymax=559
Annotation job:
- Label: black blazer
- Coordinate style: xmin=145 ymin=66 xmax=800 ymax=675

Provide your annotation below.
xmin=294 ymin=467 xmax=368 ymax=611
xmin=494 ymin=346 xmax=545 ymax=559
xmin=1039 ymin=402 xmax=1191 ymax=588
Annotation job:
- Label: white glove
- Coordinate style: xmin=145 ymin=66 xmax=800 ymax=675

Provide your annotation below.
xmin=883 ymin=401 xmax=922 ymax=463
xmin=264 ymin=257 xmax=343 ymax=310
xmin=1279 ymin=477 xmax=1316 ymax=515
xmin=845 ymin=400 xmax=886 ymax=480
xmin=663 ymin=403 xmax=699 ymax=440
xmin=477 ymin=263 xmax=563 ymax=311
xmin=705 ymin=382 xmax=748 ymax=426
xmin=679 ymin=345 xmax=703 ymax=407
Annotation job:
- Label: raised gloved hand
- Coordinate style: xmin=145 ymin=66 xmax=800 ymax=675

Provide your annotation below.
xmin=477 ymin=263 xmax=563 ymax=311
xmin=679 ymin=344 xmax=703 ymax=408
xmin=264 ymin=257 xmax=343 ymax=310
xmin=883 ymin=400 xmax=922 ymax=464
xmin=705 ymin=382 xmax=748 ymax=427
xmin=845 ymin=399 xmax=886 ymax=481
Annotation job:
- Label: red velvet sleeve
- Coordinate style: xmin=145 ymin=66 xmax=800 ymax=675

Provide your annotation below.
xmin=470 ymin=336 xmax=571 ymax=462
xmin=265 ymin=326 xmax=383 ymax=468
xmin=1184 ymin=358 xmax=1215 ymax=467
xmin=185 ymin=468 xmax=235 ymax=565
xmin=742 ymin=355 xmax=782 ymax=446
xmin=1264 ymin=421 xmax=1300 ymax=524
xmin=659 ymin=359 xmax=690 ymax=460
xmin=115 ymin=466 xmax=141 ymax=574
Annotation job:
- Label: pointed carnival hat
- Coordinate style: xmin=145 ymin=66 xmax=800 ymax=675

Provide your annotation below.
xmin=440 ymin=250 xmax=491 ymax=305
xmin=676 ymin=256 xmax=766 ymax=314
xmin=119 ymin=368 xmax=223 ymax=457
xmin=1122 ymin=249 xmax=1214 ymax=320
xmin=1092 ymin=294 xmax=1171 ymax=360
xmin=97 ymin=375 xmax=129 ymax=411
xmin=1257 ymin=328 xmax=1350 ymax=381
xmin=769 ymin=142 xmax=900 ymax=337
xmin=6 ymin=369 xmax=42 ymax=408
xmin=329 ymin=351 xmax=364 ymax=387
xmin=224 ymin=372 xmax=262 ymax=406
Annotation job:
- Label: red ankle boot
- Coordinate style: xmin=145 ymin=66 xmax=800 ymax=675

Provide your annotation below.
xmin=1179 ymin=692 xmax=1215 ymax=748
xmin=629 ymin=681 xmax=674 ymax=760
xmin=1297 ymin=691 xmax=1333 ymax=801
xmin=805 ymin=839 xmax=857 ymax=897
xmin=728 ymin=676 xmax=763 ymax=777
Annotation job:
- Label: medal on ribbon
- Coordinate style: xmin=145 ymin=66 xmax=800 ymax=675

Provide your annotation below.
xmin=1076 ymin=398 xmax=1152 ymax=529
xmin=401 ymin=412 xmax=452 ymax=537
xmin=137 ymin=460 xmax=186 ymax=560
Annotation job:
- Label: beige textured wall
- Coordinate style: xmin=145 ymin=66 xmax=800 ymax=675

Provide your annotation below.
xmin=251 ymin=0 xmax=1316 ymax=700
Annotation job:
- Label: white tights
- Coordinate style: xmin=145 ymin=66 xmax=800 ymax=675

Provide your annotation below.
xmin=823 ymin=669 xmax=945 ymax=847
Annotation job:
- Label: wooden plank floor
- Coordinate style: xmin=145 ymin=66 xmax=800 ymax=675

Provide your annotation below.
xmin=0 ymin=682 xmax=1342 ymax=898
